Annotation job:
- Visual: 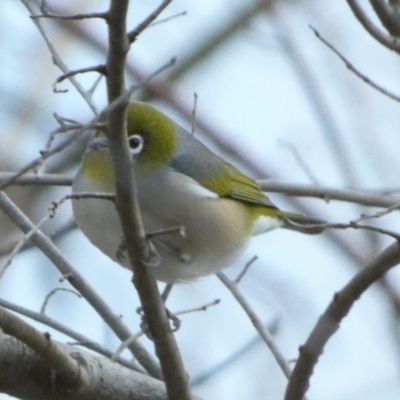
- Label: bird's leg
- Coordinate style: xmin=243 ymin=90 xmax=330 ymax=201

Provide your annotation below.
xmin=147 ymin=225 xmax=193 ymax=265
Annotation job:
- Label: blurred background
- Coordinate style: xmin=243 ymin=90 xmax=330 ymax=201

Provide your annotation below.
xmin=1 ymin=1 xmax=400 ymax=399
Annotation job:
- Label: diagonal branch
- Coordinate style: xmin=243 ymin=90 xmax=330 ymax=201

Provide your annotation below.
xmin=346 ymin=0 xmax=400 ymax=53
xmin=310 ymin=25 xmax=400 ymax=103
xmin=0 ymin=306 xmax=87 ymax=387
xmin=284 ymin=241 xmax=400 ymax=400
xmin=20 ymin=0 xmax=99 ymax=114
xmin=0 ymin=298 xmax=143 ymax=372
xmin=128 ymin=0 xmax=172 ymax=42
xmin=217 ymin=272 xmax=292 ymax=380
xmin=0 ymin=332 xmax=168 ymax=400
xmin=0 ymin=191 xmax=160 ymax=378
xmin=369 ymin=0 xmax=400 ymax=36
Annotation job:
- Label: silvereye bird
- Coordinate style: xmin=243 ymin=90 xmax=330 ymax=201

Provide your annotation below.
xmin=72 ymin=101 xmax=323 ymax=283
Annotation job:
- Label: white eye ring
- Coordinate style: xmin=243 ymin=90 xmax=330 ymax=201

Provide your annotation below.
xmin=128 ymin=134 xmax=144 ymax=155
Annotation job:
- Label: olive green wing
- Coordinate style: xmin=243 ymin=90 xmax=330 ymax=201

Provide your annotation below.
xmin=201 ymin=162 xmax=278 ymax=208
xmin=171 ymin=127 xmax=324 ymax=234
xmin=171 ymin=127 xmax=277 ymax=208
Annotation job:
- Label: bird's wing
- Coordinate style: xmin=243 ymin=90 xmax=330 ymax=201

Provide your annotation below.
xmin=171 ymin=127 xmax=277 ymax=208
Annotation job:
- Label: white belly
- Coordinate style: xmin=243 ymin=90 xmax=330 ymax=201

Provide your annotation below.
xmin=72 ymin=169 xmax=253 ymax=283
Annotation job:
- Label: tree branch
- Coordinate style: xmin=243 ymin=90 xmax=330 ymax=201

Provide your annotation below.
xmin=0 ymin=307 xmax=87 ymax=387
xmin=310 ymin=25 xmax=400 ymax=103
xmin=105 ymin=1 xmax=192 ymax=398
xmin=346 ymin=0 xmax=400 ymax=53
xmin=284 ymin=241 xmax=400 ymax=400
xmin=369 ymin=0 xmax=400 ymax=36
xmin=0 ymin=332 xmax=168 ymax=400
xmin=20 ymin=0 xmax=99 ymax=114
xmin=0 ymin=191 xmax=160 ymax=377
xmin=2 ymin=172 xmax=400 ymax=210
xmin=217 ymin=272 xmax=292 ymax=380
xmin=258 ymin=179 xmax=400 ymax=208
xmin=0 ymin=298 xmax=143 ymax=372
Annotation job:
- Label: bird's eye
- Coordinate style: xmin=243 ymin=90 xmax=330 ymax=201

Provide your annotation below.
xmin=128 ymin=134 xmax=144 ymax=155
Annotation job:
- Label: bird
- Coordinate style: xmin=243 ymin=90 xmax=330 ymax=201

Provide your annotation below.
xmin=72 ymin=101 xmax=323 ymax=283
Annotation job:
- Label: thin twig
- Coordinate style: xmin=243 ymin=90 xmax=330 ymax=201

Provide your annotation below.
xmin=112 ymin=332 xmax=145 ymax=362
xmin=217 ymin=272 xmax=292 ymax=380
xmin=54 ymin=64 xmax=107 ymax=86
xmin=31 ymin=11 xmax=108 ymax=20
xmin=258 ymin=179 xmax=400 ymax=208
xmin=358 ymin=202 xmax=400 ymax=221
xmin=175 ymin=299 xmax=221 ymax=316
xmin=235 ymin=255 xmax=258 ymax=284
xmin=330 ymin=222 xmax=400 ymax=240
xmin=310 ymin=25 xmax=400 ymax=103
xmin=160 ymin=284 xmax=174 ymax=303
xmin=151 ymin=10 xmax=187 ymax=26
xmin=40 ymin=288 xmax=82 ymax=314
xmin=0 ymin=214 xmax=51 ymax=280
xmin=271 ymin=5 xmax=358 ymax=186
xmin=278 ymin=139 xmax=320 ymax=185
xmin=0 ymin=218 xmax=75 ymax=257
xmin=20 ymin=0 xmax=98 ymax=114
xmin=191 ymin=318 xmax=280 ymax=388
xmin=0 ymin=172 xmax=72 ymax=186
xmin=128 ymin=0 xmax=172 ymax=42
xmin=112 ymin=298 xmax=220 ymax=362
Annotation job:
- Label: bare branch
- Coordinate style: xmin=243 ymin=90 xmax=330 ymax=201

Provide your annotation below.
xmin=235 ymin=255 xmax=258 ymax=284
xmin=0 ymin=213 xmax=50 ymax=280
xmin=310 ymin=25 xmax=400 ymax=103
xmin=346 ymin=0 xmax=400 ymax=53
xmin=0 ymin=306 xmax=87 ymax=387
xmin=0 ymin=56 xmax=175 ymax=191
xmin=20 ymin=0 xmax=99 ymax=114
xmin=217 ymin=272 xmax=292 ymax=380
xmin=0 ymin=298 xmax=143 ymax=372
xmin=0 ymin=172 xmax=72 ymax=186
xmin=0 ymin=332 xmax=168 ymax=400
xmin=284 ymin=241 xmax=400 ymax=400
xmin=2 ymin=171 xmax=400 ymax=212
xmin=278 ymin=139 xmax=320 ymax=185
xmin=271 ymin=4 xmax=359 ymax=186
xmin=31 ymin=11 xmax=108 ymax=21
xmin=369 ymin=0 xmax=400 ymax=35
xmin=151 ymin=10 xmax=187 ymax=26
xmin=175 ymin=299 xmax=221 ymax=316
xmin=54 ymin=64 xmax=107 ymax=86
xmin=258 ymin=179 xmax=400 ymax=208
xmin=105 ymin=1 xmax=190 ymax=396
xmin=40 ymin=288 xmax=82 ymax=314
xmin=191 ymin=318 xmax=279 ymax=388
xmin=128 ymin=0 xmax=172 ymax=42
xmin=0 ymin=191 xmax=160 ymax=377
